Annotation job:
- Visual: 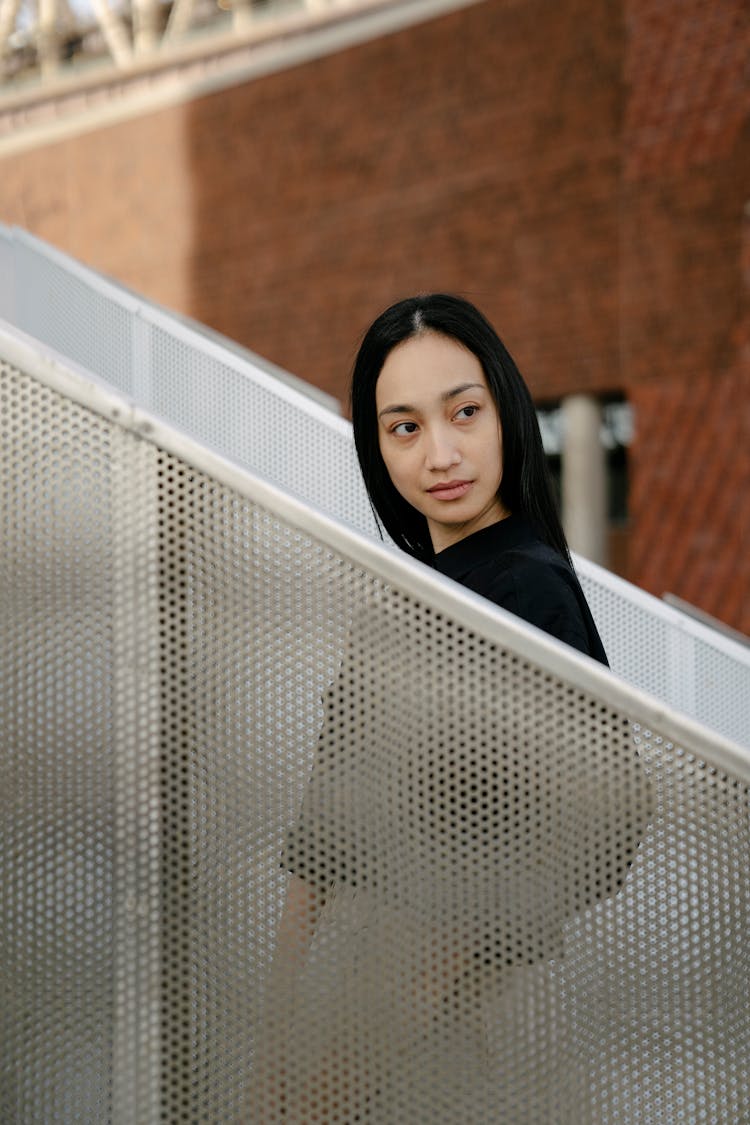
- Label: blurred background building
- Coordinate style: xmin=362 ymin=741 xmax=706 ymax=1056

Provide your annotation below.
xmin=0 ymin=0 xmax=747 ymax=633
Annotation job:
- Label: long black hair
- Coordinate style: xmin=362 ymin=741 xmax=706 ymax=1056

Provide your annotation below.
xmin=350 ymin=293 xmax=571 ymax=565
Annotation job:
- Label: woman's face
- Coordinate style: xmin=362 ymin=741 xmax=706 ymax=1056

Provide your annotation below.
xmin=375 ymin=331 xmax=507 ymax=552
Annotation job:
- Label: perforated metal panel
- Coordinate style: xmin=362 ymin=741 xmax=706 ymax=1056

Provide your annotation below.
xmin=0 ymin=357 xmax=162 ymax=1121
xmin=143 ymin=315 xmax=369 ymax=535
xmin=0 ymin=224 xmax=747 ymax=749
xmin=12 ymin=236 xmax=137 ymax=397
xmin=2 ymin=339 xmax=749 ymax=1122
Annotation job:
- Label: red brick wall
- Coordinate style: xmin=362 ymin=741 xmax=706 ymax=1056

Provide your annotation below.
xmin=184 ymin=0 xmax=748 ymax=629
xmin=621 ymin=0 xmax=749 ymax=628
xmin=0 ymin=110 xmax=194 ymax=311
xmin=629 ymin=371 xmax=749 ymax=632
xmin=0 ymin=0 xmax=746 ymax=630
xmin=186 ymin=0 xmax=625 ymax=404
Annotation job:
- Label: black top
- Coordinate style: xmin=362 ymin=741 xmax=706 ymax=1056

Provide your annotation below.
xmin=281 ymin=512 xmax=653 ymax=975
xmin=431 ymin=514 xmax=608 ymax=666
xmin=283 ymin=514 xmax=614 ymax=905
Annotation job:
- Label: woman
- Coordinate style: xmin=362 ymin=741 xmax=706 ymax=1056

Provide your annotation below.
xmin=350 ymin=292 xmax=607 ymax=664
xmin=251 ymin=297 xmax=644 ymax=1122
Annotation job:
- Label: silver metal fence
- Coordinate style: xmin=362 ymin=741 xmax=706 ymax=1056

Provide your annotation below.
xmin=0 ymin=223 xmax=747 ymax=751
xmin=1 ymin=323 xmax=749 ymax=1122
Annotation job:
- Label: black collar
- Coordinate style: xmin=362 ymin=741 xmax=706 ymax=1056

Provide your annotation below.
xmin=431 ymin=513 xmax=536 ymax=580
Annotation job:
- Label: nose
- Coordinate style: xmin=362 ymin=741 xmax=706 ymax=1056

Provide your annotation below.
xmin=424 ymin=425 xmax=461 ymax=472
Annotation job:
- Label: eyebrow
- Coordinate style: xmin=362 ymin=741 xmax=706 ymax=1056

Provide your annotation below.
xmin=378 ymin=382 xmax=485 ymax=418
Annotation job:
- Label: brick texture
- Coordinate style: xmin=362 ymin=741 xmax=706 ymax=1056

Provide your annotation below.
xmin=186 ymin=0 xmax=625 ymax=403
xmin=629 ymin=370 xmax=749 ymax=633
xmin=0 ymin=0 xmax=746 ymax=631
xmin=0 ymin=110 xmax=194 ymax=311
xmin=621 ymin=0 xmax=749 ymax=627
xmin=623 ymin=0 xmax=747 ymax=182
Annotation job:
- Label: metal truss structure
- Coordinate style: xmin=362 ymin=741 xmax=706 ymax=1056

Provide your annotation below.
xmin=0 ymin=0 xmax=374 ymax=85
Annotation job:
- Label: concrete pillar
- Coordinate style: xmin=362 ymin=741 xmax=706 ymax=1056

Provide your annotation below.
xmin=561 ymin=393 xmax=608 ymax=566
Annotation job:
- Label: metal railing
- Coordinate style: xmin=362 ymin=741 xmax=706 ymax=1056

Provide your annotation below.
xmin=1 ymin=321 xmax=748 ymax=1121
xmin=0 ymin=223 xmax=747 ymax=750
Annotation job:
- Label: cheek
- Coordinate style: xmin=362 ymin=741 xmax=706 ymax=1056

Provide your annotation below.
xmin=378 ymin=437 xmax=393 ymax=477
xmin=378 ymin=440 xmax=400 ymax=486
xmin=485 ymin=428 xmax=504 ymax=491
xmin=381 ymin=444 xmax=416 ymax=497
xmin=494 ymin=425 xmax=504 ymax=474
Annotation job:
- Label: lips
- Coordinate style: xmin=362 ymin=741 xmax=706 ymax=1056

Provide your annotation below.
xmin=427 ymin=480 xmax=473 ymax=501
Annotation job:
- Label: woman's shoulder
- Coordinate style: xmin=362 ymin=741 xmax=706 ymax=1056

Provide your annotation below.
xmin=471 ymin=543 xmax=581 ymax=612
xmin=446 ymin=522 xmax=607 ymax=663
xmin=435 ymin=515 xmax=575 ymax=595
